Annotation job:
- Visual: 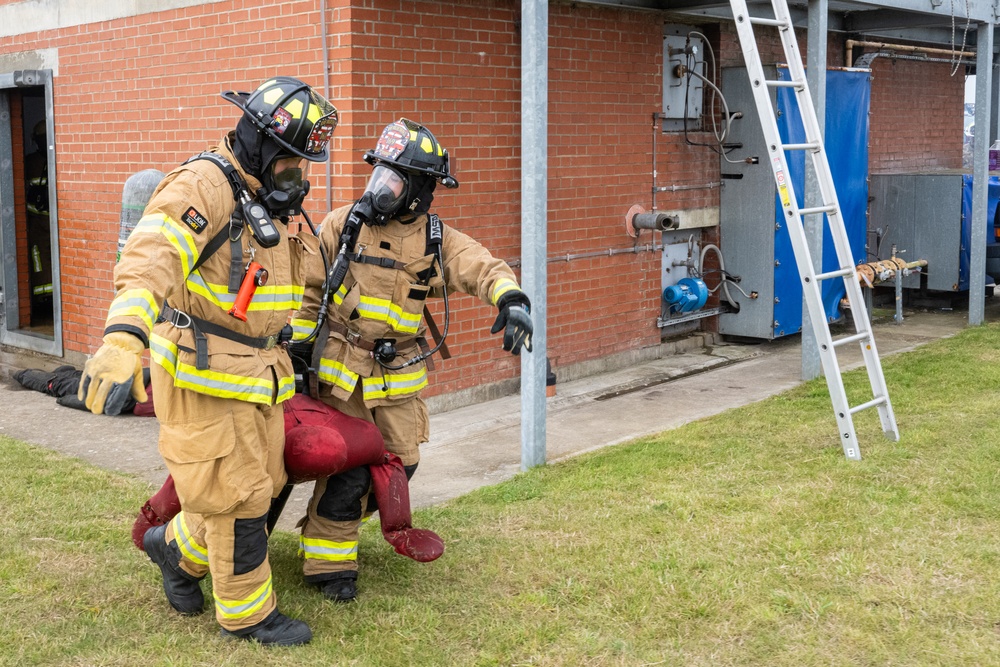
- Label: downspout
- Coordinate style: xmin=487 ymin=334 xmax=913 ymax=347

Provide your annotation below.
xmin=321 ymin=0 xmax=332 ymax=212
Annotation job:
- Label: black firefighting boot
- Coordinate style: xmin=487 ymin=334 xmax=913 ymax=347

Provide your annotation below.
xmin=317 ymin=571 xmax=358 ymax=603
xmin=220 ymin=608 xmax=313 ymax=646
xmin=142 ymin=523 xmax=205 ymax=615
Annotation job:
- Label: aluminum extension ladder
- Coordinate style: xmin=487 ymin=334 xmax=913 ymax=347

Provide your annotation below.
xmin=728 ymin=0 xmax=899 ymax=459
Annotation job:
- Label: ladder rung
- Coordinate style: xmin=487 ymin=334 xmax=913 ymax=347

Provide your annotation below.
xmin=748 ymin=16 xmax=787 ymax=27
xmin=831 ymin=331 xmax=870 ymax=349
xmin=798 ymin=205 xmax=837 ymax=217
xmin=849 ymin=395 xmax=888 ymax=415
xmin=766 ymin=79 xmax=803 ymax=89
xmin=782 ymin=142 xmax=821 ymax=151
xmin=814 ymin=267 xmax=854 ymax=281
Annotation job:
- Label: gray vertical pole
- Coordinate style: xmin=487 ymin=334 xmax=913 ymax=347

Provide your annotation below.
xmin=802 ymin=0 xmax=827 ymax=380
xmin=520 ymin=0 xmax=548 ymax=470
xmin=971 ymin=22 xmax=994 ymax=325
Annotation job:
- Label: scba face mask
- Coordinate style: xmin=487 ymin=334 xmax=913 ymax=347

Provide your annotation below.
xmin=361 ymin=164 xmax=408 ymax=226
xmin=262 ymin=159 xmax=310 ymax=217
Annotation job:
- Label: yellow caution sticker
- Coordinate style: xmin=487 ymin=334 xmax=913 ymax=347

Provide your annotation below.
xmin=774 ymin=158 xmax=791 ymax=208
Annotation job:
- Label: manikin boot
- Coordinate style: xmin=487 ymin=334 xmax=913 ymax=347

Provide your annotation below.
xmin=318 ymin=571 xmax=357 ymax=603
xmin=142 ymin=524 xmax=205 ymax=615
xmin=220 ymin=608 xmax=313 ymax=646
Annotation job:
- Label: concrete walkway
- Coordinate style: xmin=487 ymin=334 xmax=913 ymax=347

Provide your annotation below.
xmin=0 ymin=302 xmax=992 ymax=532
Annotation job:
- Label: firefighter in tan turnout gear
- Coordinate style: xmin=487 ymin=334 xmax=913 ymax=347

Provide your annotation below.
xmin=296 ymin=119 xmax=534 ymax=602
xmin=79 ymin=77 xmax=338 ymax=646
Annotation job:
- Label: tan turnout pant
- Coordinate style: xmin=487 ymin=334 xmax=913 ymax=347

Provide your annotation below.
xmin=151 ymin=364 xmax=287 ymax=631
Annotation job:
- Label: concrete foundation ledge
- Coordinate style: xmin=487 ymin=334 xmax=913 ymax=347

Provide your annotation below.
xmin=424 ymin=332 xmax=720 ymax=415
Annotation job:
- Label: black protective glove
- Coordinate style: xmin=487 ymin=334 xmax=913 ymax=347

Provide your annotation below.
xmin=490 ymin=291 xmax=533 ymax=355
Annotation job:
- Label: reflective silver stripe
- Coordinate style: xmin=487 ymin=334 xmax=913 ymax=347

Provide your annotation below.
xmin=491 ymin=278 xmax=519 ymax=305
xmin=186 ymin=273 xmax=303 ymax=312
xmin=361 ymin=367 xmax=428 ymax=400
xmin=299 ymin=535 xmax=358 ymax=562
xmin=132 ymin=213 xmax=198 ymax=277
xmin=107 ymin=289 xmax=159 ymax=331
xmin=150 ymin=334 xmax=282 ymax=405
xmin=356 ymin=295 xmax=421 ymax=334
xmin=214 ymin=577 xmax=273 ymax=620
xmin=317 ymin=358 xmax=359 ymax=393
xmin=171 ymin=513 xmax=208 ymax=566
xmin=290 ymin=318 xmax=316 ymax=341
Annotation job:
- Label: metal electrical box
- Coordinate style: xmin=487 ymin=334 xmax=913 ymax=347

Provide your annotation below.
xmin=718 ymin=66 xmax=871 ymax=339
xmin=662 ymin=24 xmax=703 ymax=132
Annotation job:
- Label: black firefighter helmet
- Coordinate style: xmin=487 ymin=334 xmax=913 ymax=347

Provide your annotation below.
xmin=364 ymin=119 xmax=458 ymax=189
xmin=222 ymin=77 xmax=338 ymax=167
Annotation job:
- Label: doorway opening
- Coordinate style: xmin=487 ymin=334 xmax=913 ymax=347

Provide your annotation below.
xmin=1 ymin=69 xmax=62 ymax=355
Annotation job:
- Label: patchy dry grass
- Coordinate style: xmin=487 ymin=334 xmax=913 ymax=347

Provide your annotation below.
xmin=3 ymin=323 xmax=1000 ymax=666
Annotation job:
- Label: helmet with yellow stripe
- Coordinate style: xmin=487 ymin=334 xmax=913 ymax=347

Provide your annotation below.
xmin=223 ymin=77 xmax=338 ymax=163
xmin=364 ymin=119 xmax=458 ymax=189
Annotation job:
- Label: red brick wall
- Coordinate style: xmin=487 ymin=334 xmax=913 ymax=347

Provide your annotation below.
xmin=867 ymin=56 xmax=964 ymax=173
xmin=0 ymin=0 xmax=338 ymax=354
xmin=0 ymin=1 xmax=965 ymax=399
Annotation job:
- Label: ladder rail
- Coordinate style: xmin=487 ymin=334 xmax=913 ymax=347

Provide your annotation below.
xmin=728 ymin=0 xmax=899 ymax=458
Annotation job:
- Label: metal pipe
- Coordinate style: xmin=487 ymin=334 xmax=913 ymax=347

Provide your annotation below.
xmin=971 ymin=23 xmax=994 ymax=325
xmin=653 ymin=181 xmax=722 ymax=193
xmin=845 ymin=38 xmax=976 ymax=68
xmin=633 ymin=211 xmax=679 ymax=231
xmin=520 ymin=0 xmax=548 ymax=471
xmin=506 ymin=243 xmax=662 ymax=268
xmin=320 ymin=0 xmax=332 ymax=212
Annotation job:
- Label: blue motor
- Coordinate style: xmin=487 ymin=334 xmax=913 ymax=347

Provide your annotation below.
xmin=663 ymin=277 xmax=709 ymax=314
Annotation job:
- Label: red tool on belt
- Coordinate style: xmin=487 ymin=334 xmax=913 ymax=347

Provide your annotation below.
xmin=229 ymin=261 xmax=268 ymax=321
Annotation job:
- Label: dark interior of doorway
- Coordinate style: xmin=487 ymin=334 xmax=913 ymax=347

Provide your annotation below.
xmin=13 ymin=86 xmax=53 ymax=337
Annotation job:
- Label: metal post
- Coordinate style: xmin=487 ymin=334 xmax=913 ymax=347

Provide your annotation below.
xmin=894 ymin=267 xmax=903 ymax=324
xmin=971 ymin=22 xmax=994 ymax=325
xmin=802 ymin=0 xmax=827 ymax=379
xmin=520 ymin=0 xmax=548 ymax=470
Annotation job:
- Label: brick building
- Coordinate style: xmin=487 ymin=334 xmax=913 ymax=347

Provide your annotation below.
xmin=0 ymin=0 xmax=969 ymax=407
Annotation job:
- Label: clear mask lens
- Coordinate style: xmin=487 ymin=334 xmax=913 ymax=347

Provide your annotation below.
xmin=365 ymin=165 xmax=407 ymax=215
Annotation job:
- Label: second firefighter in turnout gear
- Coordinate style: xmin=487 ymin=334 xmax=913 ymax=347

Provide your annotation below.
xmin=79 ymin=76 xmax=338 ymax=646
xmin=297 ymin=119 xmax=533 ymax=602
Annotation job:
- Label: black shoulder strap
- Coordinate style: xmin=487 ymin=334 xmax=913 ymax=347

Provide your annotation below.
xmin=183 ymin=152 xmax=245 ymax=202
xmin=417 ymin=213 xmax=444 ymax=285
xmin=182 ymin=153 xmax=246 ymax=291
xmin=420 ymin=213 xmax=450 ymax=359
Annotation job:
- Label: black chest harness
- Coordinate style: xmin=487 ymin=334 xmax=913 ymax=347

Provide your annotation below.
xmin=157 ymin=152 xmax=291 ymax=370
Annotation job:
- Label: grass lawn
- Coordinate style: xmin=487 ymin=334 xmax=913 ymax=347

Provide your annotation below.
xmin=2 ymin=323 xmax=1000 ymax=666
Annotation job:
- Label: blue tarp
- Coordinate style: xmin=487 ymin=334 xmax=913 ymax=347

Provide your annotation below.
xmin=960 ymin=174 xmax=1000 ymax=290
xmin=770 ymin=68 xmax=870 ymax=337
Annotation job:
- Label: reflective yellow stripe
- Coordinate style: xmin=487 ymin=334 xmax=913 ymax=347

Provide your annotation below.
xmin=317 ymin=358 xmax=359 ymax=393
xmin=331 ymin=284 xmax=348 ymax=306
xmin=171 ymin=512 xmax=209 ymax=566
xmin=150 ymin=333 xmax=291 ymax=405
xmin=214 ymin=576 xmax=273 ymax=620
xmin=491 ymin=278 xmax=519 ymax=305
xmin=131 ymin=213 xmax=198 ymax=277
xmin=32 ymin=284 xmax=53 ymax=295
xmin=357 ymin=294 xmax=421 ymax=334
xmin=276 ymin=375 xmax=296 ymax=403
xmin=290 ymin=317 xmax=316 ymax=341
xmin=107 ymin=288 xmax=159 ymax=331
xmin=186 ymin=273 xmax=304 ymax=313
xmin=362 ymin=367 xmax=428 ymax=401
xmin=298 ymin=535 xmax=358 ymax=562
